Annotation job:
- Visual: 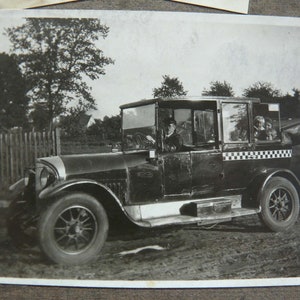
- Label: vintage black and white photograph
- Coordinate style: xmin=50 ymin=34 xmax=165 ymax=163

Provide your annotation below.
xmin=0 ymin=9 xmax=299 ymax=285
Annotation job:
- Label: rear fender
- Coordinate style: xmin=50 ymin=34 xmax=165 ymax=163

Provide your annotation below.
xmin=246 ymin=169 xmax=300 ymax=208
xmin=258 ymin=169 xmax=300 ymax=200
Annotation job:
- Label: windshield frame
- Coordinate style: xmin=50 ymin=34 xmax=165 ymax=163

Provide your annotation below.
xmin=121 ymin=103 xmax=157 ymax=152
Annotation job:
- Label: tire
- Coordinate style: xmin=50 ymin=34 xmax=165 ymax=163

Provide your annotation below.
xmin=7 ymin=196 xmax=38 ymax=248
xmin=259 ymin=177 xmax=299 ymax=232
xmin=38 ymin=193 xmax=108 ymax=265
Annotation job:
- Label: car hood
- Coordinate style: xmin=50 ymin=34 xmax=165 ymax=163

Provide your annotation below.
xmin=38 ymin=151 xmax=149 ymax=180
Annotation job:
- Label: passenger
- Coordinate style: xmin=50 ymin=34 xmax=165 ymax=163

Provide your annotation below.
xmin=265 ymin=117 xmax=278 ymax=141
xmin=254 ymin=115 xmax=266 ymax=141
xmin=164 ymin=117 xmax=183 ymax=152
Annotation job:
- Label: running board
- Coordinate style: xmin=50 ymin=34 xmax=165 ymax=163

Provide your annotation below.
xmin=140 ymin=208 xmax=259 ymax=227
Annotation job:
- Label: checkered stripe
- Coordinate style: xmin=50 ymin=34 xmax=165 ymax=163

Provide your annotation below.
xmin=223 ymin=149 xmax=292 ymax=161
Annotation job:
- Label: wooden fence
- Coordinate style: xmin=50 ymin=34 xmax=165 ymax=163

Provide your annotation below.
xmin=0 ymin=128 xmax=61 ymax=190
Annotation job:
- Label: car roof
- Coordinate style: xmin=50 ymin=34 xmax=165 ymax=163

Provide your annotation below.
xmin=120 ymin=96 xmax=261 ymax=109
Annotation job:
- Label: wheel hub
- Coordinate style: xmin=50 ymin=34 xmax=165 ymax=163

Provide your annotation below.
xmin=270 ymin=188 xmax=291 ymax=221
xmin=53 ymin=206 xmax=97 ymax=253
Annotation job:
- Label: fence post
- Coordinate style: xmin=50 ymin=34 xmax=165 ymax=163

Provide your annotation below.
xmin=19 ymin=129 xmax=24 ymax=179
xmin=0 ymin=129 xmax=61 ymax=189
xmin=9 ymin=133 xmax=14 ymax=184
xmin=5 ymin=134 xmax=9 ymax=187
xmin=55 ymin=128 xmax=61 ymax=156
xmin=0 ymin=133 xmax=3 ymax=190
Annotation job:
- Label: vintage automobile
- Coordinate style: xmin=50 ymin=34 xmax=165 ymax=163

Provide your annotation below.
xmin=7 ymin=96 xmax=300 ymax=265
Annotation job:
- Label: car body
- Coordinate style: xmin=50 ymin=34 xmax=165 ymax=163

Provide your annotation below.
xmin=8 ymin=96 xmax=300 ymax=265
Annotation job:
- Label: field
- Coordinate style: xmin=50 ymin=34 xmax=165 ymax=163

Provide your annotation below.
xmin=0 ymin=210 xmax=299 ymax=281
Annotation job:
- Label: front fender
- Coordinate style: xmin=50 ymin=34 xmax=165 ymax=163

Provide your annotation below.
xmin=9 ymin=178 xmax=26 ymax=198
xmin=38 ymin=179 xmax=125 ymax=211
xmin=36 ymin=179 xmax=148 ymax=227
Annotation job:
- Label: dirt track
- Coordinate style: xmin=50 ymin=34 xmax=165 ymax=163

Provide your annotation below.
xmin=0 ymin=212 xmax=299 ymax=281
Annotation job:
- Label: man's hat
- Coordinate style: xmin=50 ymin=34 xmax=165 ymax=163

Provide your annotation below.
xmin=164 ymin=117 xmax=176 ymax=126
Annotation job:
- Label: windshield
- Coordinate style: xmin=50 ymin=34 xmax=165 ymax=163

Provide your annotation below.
xmin=123 ymin=104 xmax=155 ymax=129
xmin=122 ymin=104 xmax=156 ymax=151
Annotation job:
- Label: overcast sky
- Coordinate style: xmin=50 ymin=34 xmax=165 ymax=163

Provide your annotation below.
xmin=0 ymin=10 xmax=299 ymax=119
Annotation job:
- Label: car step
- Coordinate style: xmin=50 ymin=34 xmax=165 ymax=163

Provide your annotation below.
xmin=142 ymin=207 xmax=259 ymax=227
xmin=180 ymin=198 xmax=232 ymax=218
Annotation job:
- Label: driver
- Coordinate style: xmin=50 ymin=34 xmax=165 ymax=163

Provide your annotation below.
xmin=164 ymin=117 xmax=183 ymax=152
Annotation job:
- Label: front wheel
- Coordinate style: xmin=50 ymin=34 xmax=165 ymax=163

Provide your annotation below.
xmin=259 ymin=177 xmax=299 ymax=232
xmin=38 ymin=193 xmax=108 ymax=265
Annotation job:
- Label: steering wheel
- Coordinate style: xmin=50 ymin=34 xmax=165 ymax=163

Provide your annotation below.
xmin=133 ymin=132 xmax=155 ymax=148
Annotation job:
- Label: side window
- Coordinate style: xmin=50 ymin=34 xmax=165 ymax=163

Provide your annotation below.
xmin=194 ymin=110 xmax=216 ymax=145
xmin=222 ymin=103 xmax=249 ymax=143
xmin=174 ymin=109 xmax=193 ymax=145
xmin=253 ymin=103 xmax=280 ymax=142
xmin=158 ymin=108 xmax=192 ymax=152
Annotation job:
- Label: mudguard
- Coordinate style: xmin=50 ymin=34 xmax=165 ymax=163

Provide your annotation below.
xmin=9 ymin=178 xmax=26 ymax=196
xmin=38 ymin=178 xmax=125 ymax=212
xmin=247 ymin=168 xmax=300 ymax=206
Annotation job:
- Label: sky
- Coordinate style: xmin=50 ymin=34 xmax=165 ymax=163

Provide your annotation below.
xmin=0 ymin=10 xmax=299 ymax=119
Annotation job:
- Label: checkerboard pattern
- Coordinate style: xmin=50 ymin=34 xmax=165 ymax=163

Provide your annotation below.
xmin=223 ymin=149 xmax=292 ymax=161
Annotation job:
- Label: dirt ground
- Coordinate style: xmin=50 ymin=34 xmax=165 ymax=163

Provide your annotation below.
xmin=0 ymin=210 xmax=299 ymax=281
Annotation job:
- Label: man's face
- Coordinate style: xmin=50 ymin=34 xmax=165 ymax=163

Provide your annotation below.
xmin=166 ymin=123 xmax=176 ymax=135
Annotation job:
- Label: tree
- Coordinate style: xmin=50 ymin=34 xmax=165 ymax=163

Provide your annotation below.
xmin=87 ymin=115 xmax=121 ymax=141
xmin=0 ymin=53 xmax=29 ymax=131
xmin=202 ymin=80 xmax=234 ymax=97
xmin=5 ymin=18 xmax=114 ymax=129
xmin=29 ymin=102 xmax=51 ymax=131
xmin=60 ymin=107 xmax=90 ymax=137
xmin=153 ymin=75 xmax=187 ymax=98
xmin=277 ymin=88 xmax=300 ymax=119
xmin=293 ymin=88 xmax=300 ymax=101
xmin=243 ymin=81 xmax=281 ymax=102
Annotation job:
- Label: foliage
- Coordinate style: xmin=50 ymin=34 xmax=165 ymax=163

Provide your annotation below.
xmin=153 ymin=75 xmax=187 ymax=99
xmin=243 ymin=81 xmax=281 ymax=101
xmin=87 ymin=114 xmax=121 ymax=141
xmin=277 ymin=88 xmax=300 ymax=119
xmin=202 ymin=80 xmax=234 ymax=97
xmin=0 ymin=53 xmax=29 ymax=131
xmin=29 ymin=102 xmax=51 ymax=131
xmin=5 ymin=18 xmax=114 ymax=129
xmin=60 ymin=107 xmax=91 ymax=137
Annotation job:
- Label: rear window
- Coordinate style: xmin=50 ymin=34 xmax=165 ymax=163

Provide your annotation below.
xmin=253 ymin=103 xmax=280 ymax=143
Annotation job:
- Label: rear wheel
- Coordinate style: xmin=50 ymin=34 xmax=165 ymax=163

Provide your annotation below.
xmin=259 ymin=177 xmax=299 ymax=232
xmin=38 ymin=193 xmax=108 ymax=265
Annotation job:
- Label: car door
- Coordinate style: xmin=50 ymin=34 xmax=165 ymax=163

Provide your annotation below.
xmin=158 ymin=108 xmax=192 ymax=197
xmin=221 ymin=102 xmax=254 ymax=191
xmin=191 ymin=109 xmax=223 ymax=196
xmin=161 ymin=151 xmax=191 ymax=196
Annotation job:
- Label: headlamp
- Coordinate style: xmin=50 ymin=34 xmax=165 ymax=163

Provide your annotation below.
xmin=40 ymin=167 xmax=55 ymax=189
